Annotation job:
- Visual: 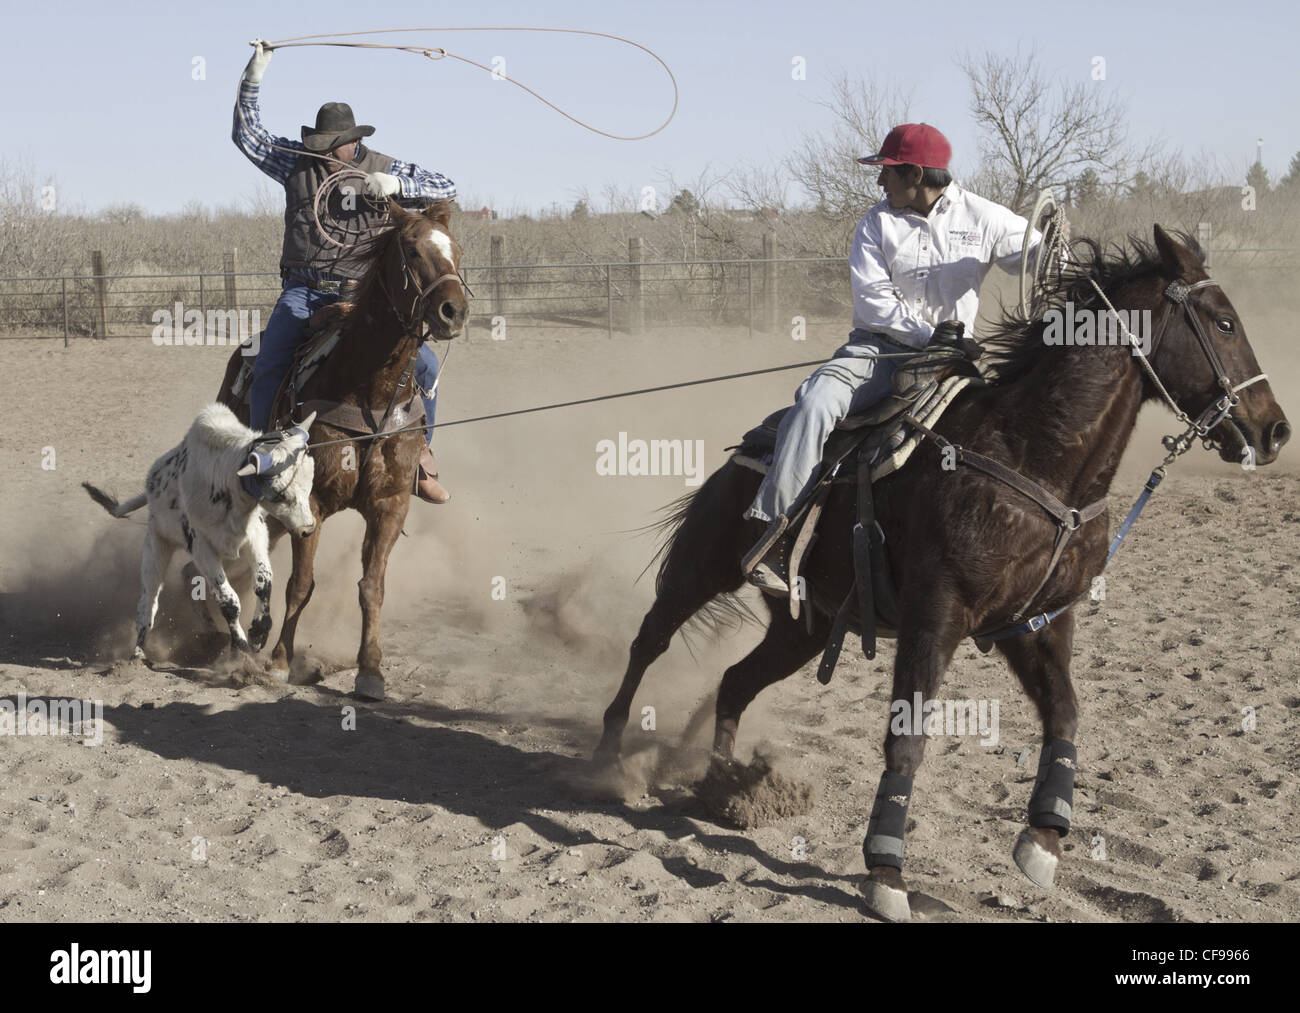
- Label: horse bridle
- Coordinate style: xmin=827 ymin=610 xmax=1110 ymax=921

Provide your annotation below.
xmin=386 ymin=230 xmax=473 ymax=342
xmin=1088 ymin=275 xmax=1268 ymax=463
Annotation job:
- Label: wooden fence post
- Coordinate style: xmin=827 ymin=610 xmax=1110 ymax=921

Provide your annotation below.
xmin=606 ymin=265 xmax=614 ymax=338
xmin=628 ymin=237 xmax=644 ymax=334
xmin=224 ymin=249 xmax=239 ymax=310
xmin=490 ymin=234 xmax=504 ymax=318
xmin=91 ymin=250 xmax=108 ymax=339
xmin=761 ymin=232 xmax=777 ymax=332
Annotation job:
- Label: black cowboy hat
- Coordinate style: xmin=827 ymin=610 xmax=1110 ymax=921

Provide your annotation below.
xmin=301 ymin=102 xmax=375 ymax=153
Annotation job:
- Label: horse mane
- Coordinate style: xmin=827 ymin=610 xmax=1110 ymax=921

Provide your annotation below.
xmin=977 ymin=231 xmax=1205 ymax=386
xmin=346 ymin=221 xmax=400 ymax=313
xmin=344 ymin=200 xmax=455 ymax=316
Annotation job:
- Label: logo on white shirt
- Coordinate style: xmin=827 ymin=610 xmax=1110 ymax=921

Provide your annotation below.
xmin=948 ymin=228 xmax=982 ymax=246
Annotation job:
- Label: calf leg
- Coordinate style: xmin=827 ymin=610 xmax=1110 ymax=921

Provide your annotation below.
xmin=180 ymin=560 xmax=220 ymax=631
xmin=134 ymin=531 xmax=173 ymax=661
xmin=189 ymin=537 xmax=249 ymax=653
xmin=996 ymin=613 xmax=1079 ymax=889
xmin=240 ymin=516 xmax=274 ymax=652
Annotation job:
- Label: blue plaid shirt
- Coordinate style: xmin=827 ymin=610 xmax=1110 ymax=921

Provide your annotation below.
xmin=233 ymin=80 xmax=456 ymax=285
xmin=233 ymin=81 xmax=456 ymax=201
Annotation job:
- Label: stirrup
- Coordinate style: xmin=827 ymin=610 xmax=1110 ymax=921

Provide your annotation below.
xmin=741 ymin=515 xmax=789 ymax=576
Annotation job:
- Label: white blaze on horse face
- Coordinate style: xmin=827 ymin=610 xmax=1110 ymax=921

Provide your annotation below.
xmin=427 ymin=228 xmax=454 ymax=266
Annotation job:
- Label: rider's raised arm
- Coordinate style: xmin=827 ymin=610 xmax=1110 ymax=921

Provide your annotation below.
xmin=849 ymin=210 xmax=935 ymax=349
xmin=386 ymin=158 xmax=458 ymax=205
xmin=231 ymin=43 xmax=301 ymax=185
xmin=990 ymin=202 xmax=1043 ymax=274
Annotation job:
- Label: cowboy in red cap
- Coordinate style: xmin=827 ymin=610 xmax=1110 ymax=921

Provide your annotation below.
xmin=743 ymin=123 xmax=1056 ymax=593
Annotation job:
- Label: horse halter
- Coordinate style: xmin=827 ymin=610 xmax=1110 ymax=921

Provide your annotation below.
xmin=388 ymin=230 xmax=472 ymax=341
xmin=1088 ymin=275 xmax=1268 ymax=464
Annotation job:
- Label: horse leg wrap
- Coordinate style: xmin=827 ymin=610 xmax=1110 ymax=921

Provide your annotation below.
xmin=1027 ymin=738 xmax=1077 ymax=835
xmin=863 ymin=771 xmax=913 ymax=870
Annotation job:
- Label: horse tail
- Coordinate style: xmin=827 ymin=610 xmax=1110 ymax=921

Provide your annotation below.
xmin=82 ymin=482 xmax=147 ymax=519
xmin=639 ymin=458 xmax=759 ymax=643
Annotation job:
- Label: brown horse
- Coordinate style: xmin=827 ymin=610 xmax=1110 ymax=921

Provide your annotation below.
xmin=215 ymin=199 xmax=468 ymax=700
xmin=594 ymin=225 xmax=1289 ymax=920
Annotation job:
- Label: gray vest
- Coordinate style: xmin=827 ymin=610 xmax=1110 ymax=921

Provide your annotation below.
xmin=281 ymin=144 xmax=394 ymax=281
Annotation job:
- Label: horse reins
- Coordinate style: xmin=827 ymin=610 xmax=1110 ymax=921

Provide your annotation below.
xmin=961 ymin=271 xmax=1270 ymax=643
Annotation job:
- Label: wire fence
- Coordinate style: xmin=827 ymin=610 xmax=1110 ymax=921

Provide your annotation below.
xmin=0 ymin=255 xmax=850 ymax=344
xmin=1 ymin=245 xmax=1293 ymax=345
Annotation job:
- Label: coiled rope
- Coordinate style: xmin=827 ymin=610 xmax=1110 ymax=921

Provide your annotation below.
xmin=1019 ymin=188 xmax=1069 ymax=320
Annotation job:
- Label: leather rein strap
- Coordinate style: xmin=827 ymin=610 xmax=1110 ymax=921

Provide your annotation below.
xmin=902 ymin=412 xmax=1107 ymax=625
xmin=903 ymin=272 xmax=1267 ymax=645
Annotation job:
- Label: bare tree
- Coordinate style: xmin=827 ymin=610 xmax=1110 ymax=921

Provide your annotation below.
xmin=959 ymin=48 xmax=1152 ymax=212
xmin=786 ymin=73 xmax=910 ymax=226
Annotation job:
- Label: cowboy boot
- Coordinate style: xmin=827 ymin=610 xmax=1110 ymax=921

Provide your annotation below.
xmin=416 ymin=446 xmax=450 ymax=504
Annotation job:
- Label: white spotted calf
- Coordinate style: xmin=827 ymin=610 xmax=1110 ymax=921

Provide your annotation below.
xmin=83 ymin=404 xmax=317 ymax=659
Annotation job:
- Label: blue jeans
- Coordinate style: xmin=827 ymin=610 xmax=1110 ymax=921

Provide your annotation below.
xmin=745 ymin=332 xmax=909 ymax=523
xmin=250 ymin=282 xmax=439 ymax=442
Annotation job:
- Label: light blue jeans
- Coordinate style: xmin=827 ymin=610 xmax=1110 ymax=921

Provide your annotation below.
xmin=250 ymin=282 xmax=439 ymax=441
xmin=745 ymin=333 xmax=911 ymax=524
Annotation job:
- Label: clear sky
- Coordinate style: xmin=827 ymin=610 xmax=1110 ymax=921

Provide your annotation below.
xmin=8 ymin=0 xmax=1296 ymax=214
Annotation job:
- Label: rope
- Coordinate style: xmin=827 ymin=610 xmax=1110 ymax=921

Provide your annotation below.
xmin=303 ymin=358 xmax=829 ymax=449
xmin=1019 ymin=189 xmax=1070 ymax=320
xmin=260 ymin=27 xmax=679 ymax=142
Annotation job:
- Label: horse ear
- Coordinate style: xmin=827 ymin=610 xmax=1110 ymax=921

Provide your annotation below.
xmin=423 ymin=201 xmax=452 ymax=229
xmin=1153 ymin=223 xmax=1201 ymax=279
xmin=386 ymin=197 xmax=410 ymax=223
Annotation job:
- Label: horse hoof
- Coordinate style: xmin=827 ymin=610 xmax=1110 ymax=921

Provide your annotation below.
xmin=590 ymin=745 xmax=623 ymax=774
xmin=861 ymin=869 xmax=912 ymax=923
xmin=1013 ymin=828 xmax=1059 ymax=889
xmin=267 ymin=665 xmax=291 ymax=684
xmin=354 ymin=671 xmax=385 ymax=701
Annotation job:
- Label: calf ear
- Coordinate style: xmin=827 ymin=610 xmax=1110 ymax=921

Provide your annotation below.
xmin=1153 ymin=224 xmax=1203 ymax=280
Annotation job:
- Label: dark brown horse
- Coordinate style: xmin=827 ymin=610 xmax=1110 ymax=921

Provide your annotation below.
xmin=215 ymin=199 xmax=468 ymax=700
xmin=594 ymin=225 xmax=1289 ymax=920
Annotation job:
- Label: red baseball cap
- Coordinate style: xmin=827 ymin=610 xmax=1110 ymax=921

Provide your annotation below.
xmin=858 ymin=123 xmax=952 ymax=169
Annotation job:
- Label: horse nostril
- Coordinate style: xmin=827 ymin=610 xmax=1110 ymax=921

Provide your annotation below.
xmin=439 ymin=301 xmax=457 ymax=322
xmin=1268 ymin=420 xmax=1291 ymax=452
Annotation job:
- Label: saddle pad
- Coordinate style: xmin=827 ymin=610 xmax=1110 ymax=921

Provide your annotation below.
xmin=732 ymin=374 xmax=980 ymax=483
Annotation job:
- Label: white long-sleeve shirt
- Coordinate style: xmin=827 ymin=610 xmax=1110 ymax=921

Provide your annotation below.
xmin=849 ymin=183 xmax=1040 ymax=349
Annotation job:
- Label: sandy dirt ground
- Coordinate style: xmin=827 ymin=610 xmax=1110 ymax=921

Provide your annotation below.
xmin=1 ymin=265 xmax=1297 ymax=923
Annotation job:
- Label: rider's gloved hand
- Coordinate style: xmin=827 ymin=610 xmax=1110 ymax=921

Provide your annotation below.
xmin=365 ymin=172 xmax=401 ymax=199
xmin=244 ymin=40 xmax=273 ymax=84
xmin=958 ymin=337 xmax=982 ymax=361
xmin=931 ymin=320 xmax=965 ymax=346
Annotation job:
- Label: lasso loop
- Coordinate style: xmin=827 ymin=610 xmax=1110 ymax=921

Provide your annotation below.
xmin=260 ymin=26 xmax=678 ymax=142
